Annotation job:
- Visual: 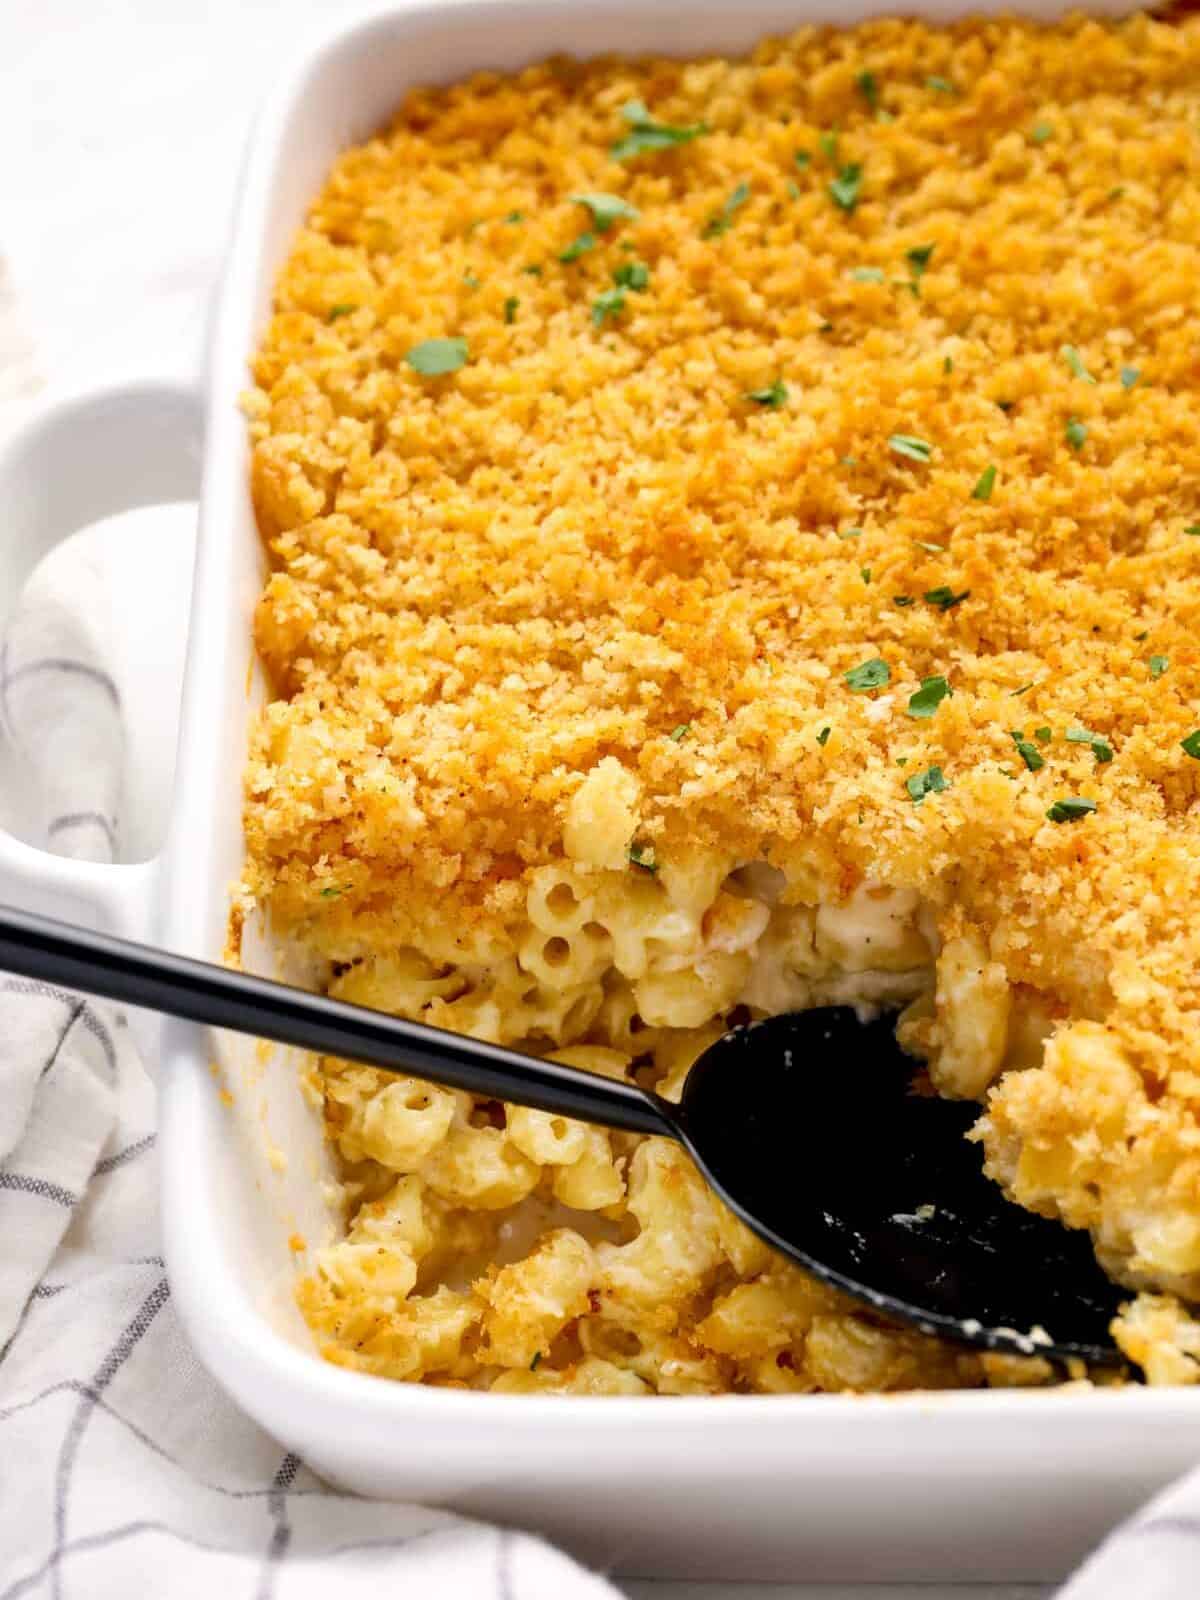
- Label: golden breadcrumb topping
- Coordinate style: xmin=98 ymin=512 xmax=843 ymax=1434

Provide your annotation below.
xmin=244 ymin=9 xmax=1200 ymax=1387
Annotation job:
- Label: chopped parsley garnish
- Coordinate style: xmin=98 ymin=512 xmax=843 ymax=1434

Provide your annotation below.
xmin=857 ymin=71 xmax=880 ymax=112
xmin=819 ymin=129 xmax=839 ymax=161
xmin=817 ymin=725 xmax=832 ymax=746
xmin=530 ymin=1352 xmax=542 ymax=1370
xmin=786 ymin=180 xmax=801 ymax=200
xmin=521 ymin=264 xmax=543 ymax=276
xmin=326 ymin=303 xmax=355 ymax=321
xmin=1065 ymin=418 xmax=1088 ymax=451
xmin=795 ymin=149 xmax=812 ymax=170
xmin=851 ymin=266 xmax=885 ymax=283
xmin=1182 ymin=731 xmax=1200 ymax=760
xmin=559 ymin=232 xmax=597 ymax=263
xmin=592 ymin=287 xmax=627 ymax=327
xmin=1035 ymin=726 xmax=1052 ymax=743
xmin=908 ymin=675 xmax=952 ymax=719
xmin=570 ymin=193 xmax=640 ymax=231
xmin=1120 ymin=366 xmax=1140 ymax=390
xmin=926 ymin=76 xmax=956 ymax=93
xmin=861 ymin=567 xmax=872 ymax=584
xmin=405 ymin=337 xmax=469 ymax=376
xmin=1046 ymin=797 xmax=1096 ymax=823
xmin=628 ymin=841 xmax=659 ymax=873
xmin=505 ymin=210 xmax=524 ymax=223
xmin=613 ymin=260 xmax=650 ymax=290
xmin=889 ymin=433 xmax=933 ymax=462
xmin=1149 ymin=655 xmax=1169 ymax=679
xmin=1186 ymin=526 xmax=1200 ymax=537
xmin=996 ymin=399 xmax=1014 ymax=412
xmin=893 ymin=594 xmax=915 ymax=606
xmin=504 ymin=296 xmax=519 ymax=324
xmin=319 ymin=886 xmax=342 ymax=898
xmin=1066 ymin=727 xmax=1114 ymax=763
xmin=463 ymin=271 xmax=480 ymax=290
xmin=669 ymin=723 xmax=691 ymax=742
xmin=924 ymin=586 xmax=970 ymax=612
xmin=943 ymin=356 xmax=954 ymax=374
xmin=704 ymin=181 xmax=751 ymax=238
xmin=611 ymin=100 xmax=707 ymax=161
xmin=845 ymin=657 xmax=890 ymax=692
xmin=1061 ymin=345 xmax=1096 ymax=384
xmin=906 ymin=244 xmax=935 ymax=289
xmin=971 ymin=464 xmax=997 ymax=501
xmin=837 ymin=526 xmax=863 ymax=540
xmin=1030 ymin=121 xmax=1054 ymax=144
xmin=745 ymin=379 xmax=788 ymax=408
xmin=1012 ymin=681 xmax=1036 ymax=697
xmin=829 ymin=163 xmax=864 ymax=213
xmin=1011 ymin=731 xmax=1044 ymax=772
xmin=906 ymin=765 xmax=950 ymax=804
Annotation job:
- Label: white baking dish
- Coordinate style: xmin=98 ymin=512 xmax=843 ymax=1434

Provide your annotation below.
xmin=4 ymin=0 xmax=1200 ymax=1580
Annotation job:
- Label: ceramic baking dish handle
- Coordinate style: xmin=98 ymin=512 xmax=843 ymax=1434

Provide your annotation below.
xmin=0 ymin=378 xmax=202 ymax=940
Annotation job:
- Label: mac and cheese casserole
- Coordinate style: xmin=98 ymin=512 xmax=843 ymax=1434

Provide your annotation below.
xmin=242 ymin=9 xmax=1200 ymax=1392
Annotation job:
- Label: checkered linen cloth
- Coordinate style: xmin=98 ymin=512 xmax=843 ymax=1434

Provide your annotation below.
xmin=0 ymin=533 xmax=621 ymax=1598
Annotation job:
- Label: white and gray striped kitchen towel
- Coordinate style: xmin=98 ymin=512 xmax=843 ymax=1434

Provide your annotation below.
xmin=0 ymin=493 xmax=1199 ymax=1598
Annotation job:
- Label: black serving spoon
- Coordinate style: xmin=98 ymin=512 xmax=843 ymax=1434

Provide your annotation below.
xmin=0 ymin=904 xmax=1123 ymax=1366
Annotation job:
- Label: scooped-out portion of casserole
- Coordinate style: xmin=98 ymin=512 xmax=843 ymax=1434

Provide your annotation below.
xmin=241 ymin=8 xmax=1200 ymax=1393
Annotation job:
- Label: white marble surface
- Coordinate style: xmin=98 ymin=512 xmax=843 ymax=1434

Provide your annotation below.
xmin=0 ymin=1 xmax=1065 ymax=1593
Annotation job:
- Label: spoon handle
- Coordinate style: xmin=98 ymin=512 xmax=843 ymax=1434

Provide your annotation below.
xmin=0 ymin=905 xmax=676 ymax=1139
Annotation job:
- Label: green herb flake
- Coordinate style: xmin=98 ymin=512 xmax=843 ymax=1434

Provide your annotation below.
xmin=893 ymin=594 xmax=915 ymax=607
xmin=522 ymin=264 xmax=543 ymax=276
xmin=1120 ymin=366 xmax=1141 ymax=390
xmin=837 ymin=526 xmax=863 ymax=540
xmin=1011 ymin=731 xmax=1044 ymax=772
xmin=704 ymin=181 xmax=751 ymax=238
xmin=1182 ymin=731 xmax=1200 ymax=760
xmin=996 ymin=399 xmax=1015 ymax=413
xmin=889 ymin=433 xmax=933 ymax=463
xmin=926 ymin=76 xmax=956 ymax=93
xmin=816 ymin=725 xmax=832 ymax=747
xmin=1030 ymin=121 xmax=1054 ymax=145
xmin=1065 ymin=727 xmax=1114 ymax=763
xmin=1035 ymin=726 xmax=1052 ymax=743
xmin=1185 ymin=526 xmax=1200 ymax=537
xmin=505 ymin=210 xmax=524 ymax=223
xmin=611 ymin=99 xmax=707 ymax=161
xmin=326 ymin=303 xmax=356 ymax=321
xmin=914 ymin=540 xmax=946 ymax=554
xmin=530 ymin=1352 xmax=542 ymax=1370
xmin=943 ymin=356 xmax=954 ymax=374
xmin=924 ymin=586 xmax=970 ymax=612
xmin=857 ymin=71 xmax=880 ymax=112
xmin=819 ymin=129 xmax=839 ymax=161
xmin=669 ymin=723 xmax=691 ymax=742
xmin=628 ymin=840 xmax=659 ymax=873
xmin=570 ymin=192 xmax=640 ymax=232
xmin=1065 ymin=418 xmax=1088 ymax=452
xmin=906 ymin=244 xmax=935 ymax=286
xmin=845 ymin=656 xmax=890 ymax=692
xmin=1061 ymin=345 xmax=1096 ymax=385
xmin=971 ymin=464 xmax=997 ymax=502
xmin=1012 ymin=681 xmax=1037 ymax=697
xmin=320 ymin=886 xmax=342 ymax=899
xmin=794 ymin=149 xmax=812 ymax=170
xmin=559 ymin=232 xmax=597 ymax=263
xmin=504 ymin=296 xmax=519 ymax=325
xmin=786 ymin=180 xmax=801 ymax=200
xmin=591 ymin=288 xmax=627 ymax=328
xmin=906 ymin=765 xmax=950 ymax=804
xmin=404 ymin=337 xmax=469 ymax=376
xmin=829 ymin=163 xmax=864 ymax=213
xmin=613 ymin=260 xmax=650 ymax=291
xmin=908 ymin=675 xmax=952 ymax=719
xmin=850 ymin=266 xmax=885 ymax=283
xmin=861 ymin=567 xmax=872 ymax=584
xmin=463 ymin=271 xmax=480 ymax=290
xmin=745 ymin=379 xmax=788 ymax=408
xmin=1046 ymin=797 xmax=1097 ymax=823
xmin=1149 ymin=655 xmax=1169 ymax=680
